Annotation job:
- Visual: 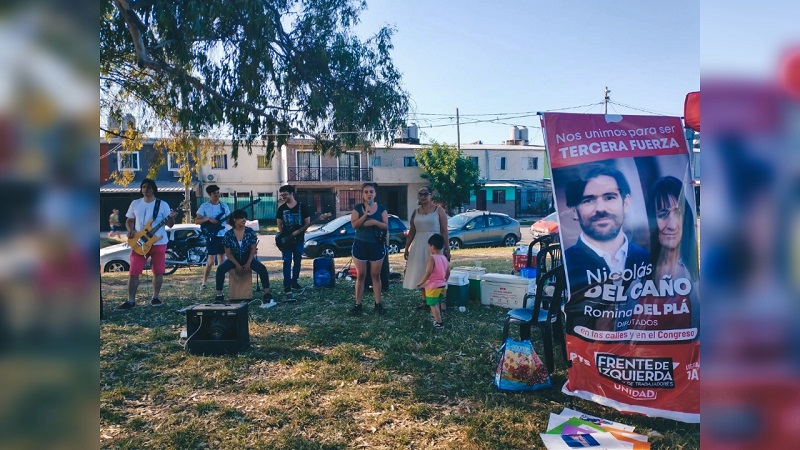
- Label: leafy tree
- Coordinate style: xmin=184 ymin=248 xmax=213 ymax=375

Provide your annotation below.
xmin=101 ymin=0 xmax=409 ymax=162
xmin=106 ymin=121 xmax=223 ymax=221
xmin=416 ymin=142 xmax=483 ymax=216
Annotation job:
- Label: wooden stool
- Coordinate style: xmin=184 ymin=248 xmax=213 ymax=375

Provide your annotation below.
xmin=228 ymin=269 xmax=253 ymax=301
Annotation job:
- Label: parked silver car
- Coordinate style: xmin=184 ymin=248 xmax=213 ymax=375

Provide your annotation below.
xmin=447 ymin=210 xmax=521 ymax=250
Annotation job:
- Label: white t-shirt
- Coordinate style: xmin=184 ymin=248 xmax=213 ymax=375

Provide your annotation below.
xmin=196 ymin=202 xmax=231 ymax=237
xmin=126 ymin=198 xmax=172 ymax=246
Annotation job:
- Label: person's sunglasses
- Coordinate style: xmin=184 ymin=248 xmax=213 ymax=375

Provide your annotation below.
xmin=418 ymin=192 xmax=430 ymax=197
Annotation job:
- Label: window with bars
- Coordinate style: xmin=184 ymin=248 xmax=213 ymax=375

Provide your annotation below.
xmin=211 ymin=153 xmax=228 ymax=169
xmin=492 ymin=190 xmax=506 ymax=204
xmin=524 ymin=156 xmax=538 ymax=170
xmin=257 ymin=154 xmax=272 ymax=169
xmin=403 ymin=156 xmax=418 ymax=167
xmin=338 ymin=190 xmax=361 ymax=211
xmin=118 ymin=151 xmax=140 ymax=171
xmin=370 ymin=155 xmax=381 ymax=166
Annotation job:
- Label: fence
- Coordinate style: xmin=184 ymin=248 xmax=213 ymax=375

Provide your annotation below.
xmin=197 ymin=194 xmax=277 ymax=222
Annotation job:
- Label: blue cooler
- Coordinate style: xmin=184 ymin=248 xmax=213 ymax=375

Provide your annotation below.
xmin=447 ymin=271 xmax=470 ymax=307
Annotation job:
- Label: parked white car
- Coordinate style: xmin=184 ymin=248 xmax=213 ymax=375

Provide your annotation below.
xmin=100 ymin=223 xmax=205 ymax=273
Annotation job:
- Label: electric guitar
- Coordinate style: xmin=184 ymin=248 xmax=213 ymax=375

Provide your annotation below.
xmin=128 ymin=200 xmax=190 ymax=256
xmin=200 ymin=198 xmax=262 ymax=237
xmin=275 ymin=212 xmax=332 ymax=251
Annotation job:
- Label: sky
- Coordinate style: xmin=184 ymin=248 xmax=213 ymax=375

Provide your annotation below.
xmin=356 ymin=0 xmax=699 ymax=146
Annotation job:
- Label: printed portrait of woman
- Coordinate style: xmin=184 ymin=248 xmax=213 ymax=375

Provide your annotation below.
xmin=633 ymin=175 xmax=700 ymax=333
xmin=649 ymin=175 xmax=699 ymax=284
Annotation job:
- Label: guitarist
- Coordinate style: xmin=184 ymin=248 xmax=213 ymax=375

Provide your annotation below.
xmin=194 ymin=184 xmax=231 ymax=288
xmin=117 ymin=178 xmax=177 ymax=310
xmin=276 ymin=184 xmax=311 ymax=294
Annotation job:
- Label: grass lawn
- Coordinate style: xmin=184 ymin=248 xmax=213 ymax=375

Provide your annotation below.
xmin=100 ymin=246 xmax=699 ymax=449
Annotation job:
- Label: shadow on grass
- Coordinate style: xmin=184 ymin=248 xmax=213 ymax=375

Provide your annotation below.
xmin=101 ymin=252 xmax=699 ymax=449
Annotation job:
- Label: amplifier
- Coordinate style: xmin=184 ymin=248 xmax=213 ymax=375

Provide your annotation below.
xmin=185 ymin=302 xmax=250 ymax=355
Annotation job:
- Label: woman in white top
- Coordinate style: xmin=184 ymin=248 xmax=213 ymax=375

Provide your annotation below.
xmin=403 ymin=186 xmax=450 ymax=310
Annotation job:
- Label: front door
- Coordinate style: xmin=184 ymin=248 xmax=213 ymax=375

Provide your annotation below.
xmin=338 ymin=152 xmax=360 ymax=181
xmin=476 ymin=190 xmax=487 ymax=210
xmin=297 ymin=151 xmax=320 ymax=181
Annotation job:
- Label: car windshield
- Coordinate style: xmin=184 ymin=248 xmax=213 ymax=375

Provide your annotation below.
xmin=318 ymin=216 xmax=350 ymax=232
xmin=544 ymin=212 xmax=558 ymax=222
xmin=448 ymin=214 xmax=472 ymax=228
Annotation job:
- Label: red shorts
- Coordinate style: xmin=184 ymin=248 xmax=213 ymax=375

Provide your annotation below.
xmin=129 ymin=244 xmax=167 ymax=276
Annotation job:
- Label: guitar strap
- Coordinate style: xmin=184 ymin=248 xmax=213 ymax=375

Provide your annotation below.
xmin=153 ymin=199 xmax=162 ymax=223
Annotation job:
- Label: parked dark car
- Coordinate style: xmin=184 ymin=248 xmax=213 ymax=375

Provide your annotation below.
xmin=447 ymin=210 xmax=521 ymax=250
xmin=303 ymin=214 xmax=409 ymax=258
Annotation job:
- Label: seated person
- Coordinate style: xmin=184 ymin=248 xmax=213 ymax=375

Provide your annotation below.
xmin=214 ymin=210 xmax=273 ymax=303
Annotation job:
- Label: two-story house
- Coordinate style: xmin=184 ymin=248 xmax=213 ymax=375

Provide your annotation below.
xmin=195 ymin=127 xmax=553 ymax=222
xmin=100 ymin=138 xmax=200 ymax=231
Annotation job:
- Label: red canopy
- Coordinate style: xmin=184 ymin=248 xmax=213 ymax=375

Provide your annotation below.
xmin=684 ymin=91 xmax=700 ymax=132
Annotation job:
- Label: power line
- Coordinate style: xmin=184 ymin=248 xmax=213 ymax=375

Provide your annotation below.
xmin=608 ymin=101 xmax=673 ymax=116
xmin=99 ymin=100 xmax=676 ymax=144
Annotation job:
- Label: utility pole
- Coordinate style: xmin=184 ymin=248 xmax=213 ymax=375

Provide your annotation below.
xmin=604 ymin=86 xmax=611 ymax=114
xmin=456 ymin=108 xmax=461 ymax=151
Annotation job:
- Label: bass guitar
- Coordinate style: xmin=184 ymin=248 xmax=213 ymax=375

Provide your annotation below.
xmin=200 ymin=198 xmax=262 ymax=237
xmin=275 ymin=212 xmax=332 ymax=252
xmin=128 ymin=200 xmax=190 ymax=256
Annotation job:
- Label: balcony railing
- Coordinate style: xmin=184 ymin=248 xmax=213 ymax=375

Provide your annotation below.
xmin=288 ymin=167 xmax=373 ymax=182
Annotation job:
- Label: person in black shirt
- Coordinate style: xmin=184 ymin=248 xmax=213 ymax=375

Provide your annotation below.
xmin=275 ymin=185 xmax=311 ymax=294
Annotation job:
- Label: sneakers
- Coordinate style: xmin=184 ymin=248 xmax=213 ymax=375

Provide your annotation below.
xmin=259 ymin=294 xmax=277 ymax=308
xmin=433 ymin=321 xmax=444 ymax=330
xmin=214 ymin=294 xmax=224 ymax=304
xmin=284 ymin=286 xmax=292 ymax=294
xmin=291 ymin=282 xmax=303 ymax=290
xmin=115 ymin=301 xmax=135 ymax=310
xmin=374 ymin=303 xmax=385 ymax=315
xmin=150 ymin=298 xmax=162 ymax=307
xmin=349 ymin=304 xmax=363 ymax=316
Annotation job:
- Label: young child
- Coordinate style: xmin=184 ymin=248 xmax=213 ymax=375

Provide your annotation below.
xmin=416 ymin=233 xmax=450 ymax=329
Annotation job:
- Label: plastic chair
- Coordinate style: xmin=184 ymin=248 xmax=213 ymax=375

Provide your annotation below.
xmin=522 ymin=234 xmax=560 ymax=273
xmin=502 ymin=246 xmax=568 ymax=375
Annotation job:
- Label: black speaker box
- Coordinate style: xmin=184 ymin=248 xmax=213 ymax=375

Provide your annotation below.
xmin=185 ymin=302 xmax=249 ymax=355
xmin=366 ymin=250 xmax=390 ymax=293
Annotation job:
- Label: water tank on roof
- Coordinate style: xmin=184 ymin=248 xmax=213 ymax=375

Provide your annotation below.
xmin=408 ymin=123 xmax=418 ymax=141
xmin=509 ymin=126 xmax=519 ymax=141
xmin=518 ymin=126 xmax=528 ymax=143
xmin=106 ymin=114 xmax=135 ymax=134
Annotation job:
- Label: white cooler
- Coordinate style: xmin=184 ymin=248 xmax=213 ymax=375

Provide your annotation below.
xmin=480 ymin=273 xmax=537 ymax=309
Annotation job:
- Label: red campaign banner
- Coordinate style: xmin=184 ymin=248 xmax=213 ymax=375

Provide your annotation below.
xmin=541 ymin=113 xmax=686 ymax=169
xmin=540 ymin=112 xmax=699 ymax=423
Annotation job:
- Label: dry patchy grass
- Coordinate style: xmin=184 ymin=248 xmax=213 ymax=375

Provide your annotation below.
xmin=101 ymin=247 xmax=699 ymax=449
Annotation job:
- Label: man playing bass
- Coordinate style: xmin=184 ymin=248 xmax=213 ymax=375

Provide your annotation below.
xmin=117 ymin=178 xmax=177 ymax=310
xmin=276 ymin=185 xmax=311 ymax=294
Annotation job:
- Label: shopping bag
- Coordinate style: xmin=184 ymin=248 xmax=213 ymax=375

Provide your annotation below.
xmin=494 ymin=337 xmax=551 ymax=391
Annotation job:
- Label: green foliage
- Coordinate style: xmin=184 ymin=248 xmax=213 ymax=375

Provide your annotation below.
xmin=101 ymin=0 xmax=409 ymax=162
xmin=416 ymin=142 xmax=483 ymax=215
